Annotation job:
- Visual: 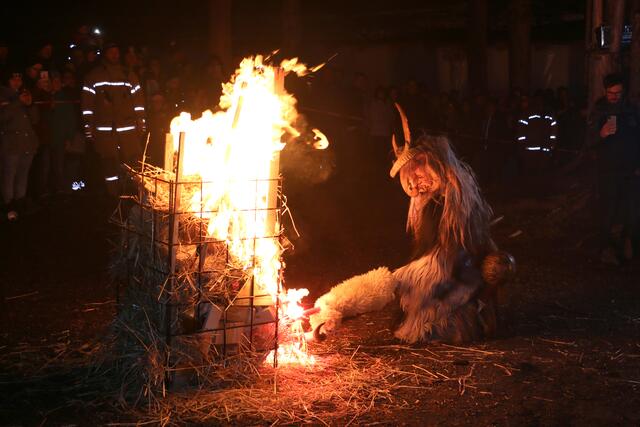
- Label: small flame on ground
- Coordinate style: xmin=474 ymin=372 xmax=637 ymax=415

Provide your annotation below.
xmin=265 ymin=345 xmax=316 ymax=367
xmin=264 ymin=288 xmax=316 ymax=367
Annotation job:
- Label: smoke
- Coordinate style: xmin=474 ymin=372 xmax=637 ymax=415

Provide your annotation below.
xmin=280 ymin=114 xmax=335 ymax=186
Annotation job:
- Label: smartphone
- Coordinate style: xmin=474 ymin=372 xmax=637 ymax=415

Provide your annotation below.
xmin=608 ymin=115 xmax=617 ymax=128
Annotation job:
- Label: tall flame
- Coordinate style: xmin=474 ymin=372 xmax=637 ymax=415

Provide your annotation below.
xmin=163 ymin=55 xmax=324 ymax=366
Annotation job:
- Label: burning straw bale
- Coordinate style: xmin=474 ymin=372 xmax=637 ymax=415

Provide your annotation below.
xmin=88 ymin=55 xmax=357 ymax=421
xmin=104 ymin=165 xmax=283 ymax=401
xmin=99 ymin=169 xmax=416 ymax=424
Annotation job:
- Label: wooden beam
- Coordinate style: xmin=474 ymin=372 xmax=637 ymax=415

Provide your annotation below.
xmin=630 ymin=1 xmax=640 ymax=99
xmin=508 ymin=0 xmax=532 ymax=92
xmin=209 ymin=0 xmax=232 ymax=69
xmin=282 ymin=0 xmax=302 ymax=56
xmin=468 ymin=0 xmax=488 ymax=94
xmin=608 ymin=0 xmax=627 ymax=69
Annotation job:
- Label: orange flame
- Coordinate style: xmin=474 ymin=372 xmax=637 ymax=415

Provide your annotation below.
xmin=160 ymin=55 xmax=324 ymax=367
xmin=265 ymin=288 xmax=316 ymax=366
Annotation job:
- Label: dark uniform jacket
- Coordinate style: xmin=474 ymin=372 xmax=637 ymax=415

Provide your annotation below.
xmin=0 ymin=88 xmax=39 ymax=156
xmin=81 ymin=62 xmax=144 ymax=137
xmin=587 ymin=97 xmax=640 ymax=176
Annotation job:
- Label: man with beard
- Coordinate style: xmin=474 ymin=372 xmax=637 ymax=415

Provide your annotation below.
xmin=588 ymin=73 xmax=640 ymax=265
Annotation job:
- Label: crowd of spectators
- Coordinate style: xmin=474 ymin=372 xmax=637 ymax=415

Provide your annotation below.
xmin=303 ymin=71 xmax=588 ymax=195
xmin=0 ymin=25 xmax=229 ymax=220
xmin=0 ymin=24 xmax=609 ymax=245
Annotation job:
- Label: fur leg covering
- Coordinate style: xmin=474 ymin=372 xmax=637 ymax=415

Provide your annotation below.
xmin=393 ymin=251 xmax=483 ymax=344
xmin=393 ymin=252 xmax=449 ymax=343
xmin=309 ymin=267 xmax=397 ymax=336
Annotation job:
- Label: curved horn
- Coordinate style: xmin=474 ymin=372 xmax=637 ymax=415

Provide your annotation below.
xmin=393 ymin=102 xmax=411 ymax=147
xmin=391 ymin=134 xmax=400 ymax=157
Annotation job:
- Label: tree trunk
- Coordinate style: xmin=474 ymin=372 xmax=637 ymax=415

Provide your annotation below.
xmin=282 ymin=0 xmax=302 ymax=57
xmin=209 ymin=0 xmax=232 ymax=70
xmin=587 ymin=0 xmax=626 ymax=110
xmin=468 ymin=0 xmax=488 ymax=95
xmin=593 ymin=0 xmax=603 ymax=32
xmin=607 ymin=0 xmax=626 ymax=71
xmin=584 ymin=0 xmax=593 ymax=85
xmin=587 ymin=0 xmax=605 ymax=110
xmin=508 ymin=0 xmax=532 ymax=93
xmin=629 ymin=1 xmax=640 ymax=100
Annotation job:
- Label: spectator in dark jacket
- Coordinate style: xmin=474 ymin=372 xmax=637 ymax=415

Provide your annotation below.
xmin=146 ymin=93 xmax=172 ymax=167
xmin=587 ymin=73 xmax=640 ymax=264
xmin=0 ymin=73 xmax=39 ymax=220
xmin=34 ymin=41 xmax=58 ymax=74
xmin=49 ymin=72 xmax=78 ymax=192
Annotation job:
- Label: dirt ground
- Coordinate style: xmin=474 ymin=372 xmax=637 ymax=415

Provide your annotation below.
xmin=1 ymin=154 xmax=639 ymax=426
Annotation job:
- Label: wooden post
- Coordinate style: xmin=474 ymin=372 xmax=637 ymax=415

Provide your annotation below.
xmin=269 ymin=68 xmax=284 ymax=240
xmin=270 ymin=67 xmax=285 ymax=368
xmin=468 ymin=0 xmax=488 ymax=94
xmin=588 ymin=0 xmax=627 ymax=111
xmin=585 ymin=0 xmax=593 ymax=86
xmin=508 ymin=0 xmax=532 ymax=93
xmin=282 ymin=0 xmax=302 ymax=56
xmin=209 ymin=0 xmax=232 ymax=70
xmin=169 ymin=132 xmax=185 ymax=283
xmin=164 ymin=133 xmax=175 ymax=172
xmin=607 ymin=0 xmax=627 ymax=72
xmin=165 ymin=131 xmax=185 ymax=378
xmin=630 ymin=1 xmax=640 ymax=100
xmin=593 ymin=0 xmax=603 ymax=31
xmin=588 ymin=0 xmax=606 ymax=111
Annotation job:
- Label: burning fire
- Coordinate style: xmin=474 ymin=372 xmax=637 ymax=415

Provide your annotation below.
xmin=163 ymin=55 xmax=325 ymax=366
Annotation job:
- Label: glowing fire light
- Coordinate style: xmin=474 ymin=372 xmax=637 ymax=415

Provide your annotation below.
xmin=160 ymin=55 xmax=325 ymax=367
xmin=265 ymin=288 xmax=316 ymax=366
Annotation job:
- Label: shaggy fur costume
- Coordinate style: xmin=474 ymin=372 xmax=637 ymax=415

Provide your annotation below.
xmin=310 ymin=135 xmax=507 ymax=344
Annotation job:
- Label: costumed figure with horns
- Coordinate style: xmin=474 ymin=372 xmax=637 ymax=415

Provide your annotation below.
xmin=308 ymin=104 xmax=515 ymax=344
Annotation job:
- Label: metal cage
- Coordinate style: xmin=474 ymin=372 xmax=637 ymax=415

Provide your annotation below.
xmin=113 ymin=149 xmax=285 ymax=380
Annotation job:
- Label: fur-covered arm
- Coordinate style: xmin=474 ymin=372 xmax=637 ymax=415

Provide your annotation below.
xmin=308 ymin=267 xmax=397 ymax=337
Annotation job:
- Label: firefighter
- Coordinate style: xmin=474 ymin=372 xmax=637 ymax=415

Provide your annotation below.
xmin=81 ymin=41 xmax=145 ymax=196
xmin=514 ymin=97 xmax=558 ymax=175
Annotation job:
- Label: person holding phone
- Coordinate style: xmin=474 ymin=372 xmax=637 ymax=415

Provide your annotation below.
xmin=587 ymin=73 xmax=640 ymax=265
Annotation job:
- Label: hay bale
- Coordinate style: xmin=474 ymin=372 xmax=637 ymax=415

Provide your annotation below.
xmin=104 ymin=168 xmax=280 ymax=397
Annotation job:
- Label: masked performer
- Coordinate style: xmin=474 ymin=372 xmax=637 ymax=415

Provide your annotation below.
xmin=309 ymin=105 xmax=514 ymax=344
